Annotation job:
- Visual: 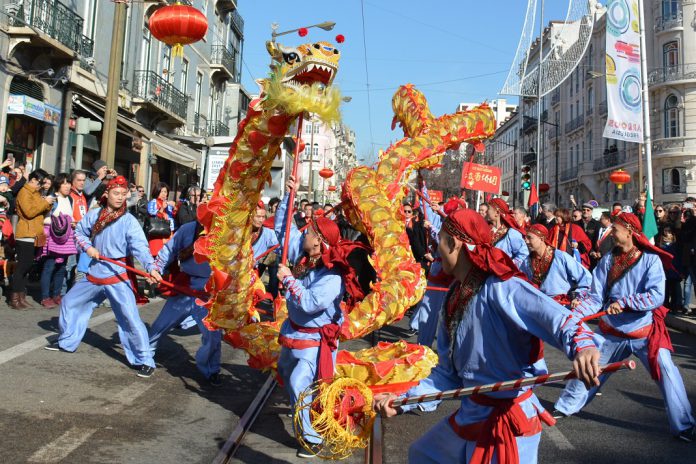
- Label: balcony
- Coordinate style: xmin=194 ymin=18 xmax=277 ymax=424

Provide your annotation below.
xmin=655 ymin=13 xmax=682 ymax=32
xmin=522 ymin=151 xmax=536 ymax=165
xmin=132 ymin=70 xmax=188 ymax=122
xmin=649 ymin=64 xmax=696 ymax=86
xmin=230 ymin=9 xmax=244 ymax=36
xmin=565 ymin=114 xmax=584 ymax=134
xmin=193 ymin=112 xmax=207 ymax=135
xmin=207 ymin=120 xmax=230 ymax=137
xmin=663 ymin=183 xmax=686 ymax=195
xmin=522 ymin=116 xmax=539 ymax=134
xmin=6 ymin=0 xmax=94 ymax=58
xmin=652 ymin=137 xmax=696 ymax=156
xmin=560 ymin=165 xmax=579 ymax=182
xmin=592 ymin=149 xmax=627 ymax=172
xmin=210 ymin=45 xmax=237 ymax=81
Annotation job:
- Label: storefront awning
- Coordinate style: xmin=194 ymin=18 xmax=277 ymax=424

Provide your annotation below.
xmin=74 ymin=95 xmax=201 ymax=169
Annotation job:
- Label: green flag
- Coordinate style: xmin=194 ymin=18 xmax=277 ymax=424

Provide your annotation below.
xmin=642 ymin=189 xmax=659 ymax=241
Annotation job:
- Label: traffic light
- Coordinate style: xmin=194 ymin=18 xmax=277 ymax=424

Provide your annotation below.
xmin=521 ymin=165 xmax=531 ymax=190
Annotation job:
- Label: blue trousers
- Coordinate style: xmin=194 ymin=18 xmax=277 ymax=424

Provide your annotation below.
xmin=409 ymin=415 xmax=541 ymax=463
xmin=555 ymin=334 xmax=694 ymax=435
xmin=58 ymin=278 xmax=155 ymax=368
xmin=409 ymin=289 xmax=447 ymax=347
xmin=41 ymin=256 xmax=68 ymax=300
xmin=278 ymin=344 xmax=338 ymax=445
xmin=148 ymin=295 xmax=222 ymax=378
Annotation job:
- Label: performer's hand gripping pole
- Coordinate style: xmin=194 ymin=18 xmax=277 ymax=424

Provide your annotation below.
xmin=99 ymin=256 xmax=206 ymax=299
xmin=280 ymin=115 xmax=304 ymax=266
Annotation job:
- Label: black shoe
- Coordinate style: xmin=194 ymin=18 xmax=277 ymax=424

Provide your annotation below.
xmin=44 ymin=341 xmax=64 ymax=352
xmin=551 ymin=409 xmax=567 ymax=419
xmin=297 ymin=443 xmax=322 ymax=458
xmin=208 ymin=373 xmax=222 ymax=387
xmin=677 ymin=426 xmax=696 ymax=443
xmin=137 ymin=365 xmax=155 ymax=378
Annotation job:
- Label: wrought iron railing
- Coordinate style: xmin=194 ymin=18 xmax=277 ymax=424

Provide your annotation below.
xmin=592 ymin=149 xmax=627 ymax=171
xmin=207 ymin=120 xmax=230 ymax=137
xmin=655 ymin=13 xmax=682 ymax=32
xmin=560 ymin=165 xmax=579 ymax=182
xmin=648 ymin=64 xmax=696 ymax=85
xmin=132 ymin=70 xmax=188 ymax=120
xmin=8 ymin=0 xmax=94 ymax=57
xmin=193 ymin=112 xmax=207 ymax=135
xmin=230 ymin=8 xmax=244 ymax=36
xmin=663 ymin=183 xmax=686 ymax=194
xmin=652 ymin=137 xmax=696 ymax=155
xmin=565 ymin=115 xmax=584 ymax=134
xmin=211 ymin=45 xmax=236 ymax=77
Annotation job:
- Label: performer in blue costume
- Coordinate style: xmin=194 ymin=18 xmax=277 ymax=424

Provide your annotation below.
xmin=519 ymin=224 xmax=592 ymax=307
xmin=46 ymin=176 xmax=161 ymax=378
xmin=374 ymin=209 xmax=603 ymax=464
xmin=251 ymin=200 xmax=279 ymax=264
xmin=275 ymin=175 xmax=370 ymax=458
xmin=409 ymin=195 xmax=466 ymax=347
xmin=486 ymin=198 xmax=529 ymax=266
xmin=554 ymin=213 xmax=695 ymax=441
xmin=147 ymin=220 xmax=224 ymax=386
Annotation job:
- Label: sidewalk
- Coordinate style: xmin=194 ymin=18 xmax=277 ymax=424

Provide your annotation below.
xmin=666 ymin=312 xmax=696 ymax=337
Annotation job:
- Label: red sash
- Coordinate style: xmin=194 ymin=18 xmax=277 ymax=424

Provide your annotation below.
xmin=87 ymin=273 xmax=129 ymax=285
xmin=281 ymin=320 xmax=340 ymax=380
xmin=448 ymin=389 xmax=554 ymax=464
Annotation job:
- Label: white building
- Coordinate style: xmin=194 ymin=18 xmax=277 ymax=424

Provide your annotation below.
xmin=490 ymin=0 xmax=696 ymax=208
xmin=458 ymin=99 xmax=517 ymax=129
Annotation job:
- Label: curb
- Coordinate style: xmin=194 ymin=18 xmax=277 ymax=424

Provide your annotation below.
xmin=665 ymin=314 xmax=696 ymax=337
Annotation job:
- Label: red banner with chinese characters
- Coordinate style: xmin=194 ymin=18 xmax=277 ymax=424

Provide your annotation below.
xmin=460 ymin=162 xmax=502 ymax=194
xmin=428 ymin=189 xmax=443 ymax=203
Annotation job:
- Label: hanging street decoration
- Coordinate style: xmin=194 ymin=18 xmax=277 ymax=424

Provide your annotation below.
xmin=148 ymin=3 xmax=208 ymax=57
xmin=609 ymin=168 xmax=631 ymax=190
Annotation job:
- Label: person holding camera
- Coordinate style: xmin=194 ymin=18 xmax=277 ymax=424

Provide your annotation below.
xmin=84 ymin=160 xmax=117 ymax=206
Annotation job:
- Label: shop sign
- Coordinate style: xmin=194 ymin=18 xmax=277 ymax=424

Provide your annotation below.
xmin=205 ymin=149 xmax=229 ymax=190
xmin=460 ymin=162 xmax=502 ymax=194
xmin=7 ymin=94 xmax=61 ymax=126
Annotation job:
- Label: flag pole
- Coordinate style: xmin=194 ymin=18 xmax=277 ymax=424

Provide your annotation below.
xmin=637 ymin=0 xmax=654 ymax=196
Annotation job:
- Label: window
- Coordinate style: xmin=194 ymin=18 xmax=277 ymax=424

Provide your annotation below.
xmin=664 ymin=94 xmax=680 ymax=138
xmin=587 ymin=87 xmax=594 ymax=111
xmin=305 ymin=124 xmax=313 ymax=134
xmin=194 ymin=72 xmax=202 ymax=115
xmin=586 ymin=131 xmax=593 ymax=159
xmin=140 ymin=28 xmax=152 ymax=71
xmin=663 ymin=41 xmax=679 ymax=69
xmin=662 ymin=0 xmax=680 ymax=19
xmin=662 ymin=167 xmax=686 ymax=194
xmin=180 ymin=58 xmax=189 ymax=92
xmin=162 ymin=45 xmax=172 ymax=82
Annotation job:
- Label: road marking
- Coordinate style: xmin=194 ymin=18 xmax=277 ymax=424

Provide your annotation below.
xmin=544 ymin=425 xmax=575 ymax=450
xmin=0 ymin=311 xmax=115 ymax=366
xmin=27 ymin=427 xmax=96 ymax=463
xmin=105 ymin=382 xmax=155 ymax=415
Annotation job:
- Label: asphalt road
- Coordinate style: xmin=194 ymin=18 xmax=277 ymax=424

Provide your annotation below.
xmin=379 ymin=321 xmax=696 ymax=464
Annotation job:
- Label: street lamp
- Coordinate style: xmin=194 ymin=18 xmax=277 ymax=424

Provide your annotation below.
xmin=271 ymin=21 xmax=336 ymax=41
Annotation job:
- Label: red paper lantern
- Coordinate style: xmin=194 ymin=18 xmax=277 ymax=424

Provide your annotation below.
xmin=149 ymin=4 xmax=208 ymax=57
xmin=328 ymin=185 xmax=337 ymax=192
xmin=319 ymin=168 xmax=334 ymax=179
xmin=335 ymin=34 xmax=345 ymax=43
xmin=609 ymin=169 xmax=631 ymax=190
xmin=538 ymin=183 xmax=550 ymax=193
xmin=298 ymin=27 xmax=308 ymax=37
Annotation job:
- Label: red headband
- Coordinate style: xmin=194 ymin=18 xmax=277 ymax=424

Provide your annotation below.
xmin=527 ymin=224 xmax=548 ymax=240
xmin=489 ymin=198 xmax=522 ymax=232
xmin=106 ymin=175 xmax=128 ymax=191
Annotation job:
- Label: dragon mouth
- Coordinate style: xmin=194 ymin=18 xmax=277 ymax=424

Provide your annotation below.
xmin=284 ymin=61 xmax=336 ymax=87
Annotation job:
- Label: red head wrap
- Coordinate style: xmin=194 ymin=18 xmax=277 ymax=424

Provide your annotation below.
xmin=311 ymin=217 xmax=371 ymax=305
xmin=443 ymin=197 xmax=466 ymax=216
xmin=442 ymin=209 xmax=525 ymax=281
xmin=614 ymin=212 xmax=673 ymax=270
xmin=489 ymin=198 xmax=522 ymax=232
xmin=526 ymin=223 xmax=553 ymax=246
xmin=257 ymin=200 xmax=265 ymax=210
xmin=106 ymin=175 xmax=128 ymax=191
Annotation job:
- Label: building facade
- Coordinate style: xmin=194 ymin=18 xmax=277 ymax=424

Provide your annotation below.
xmin=0 ymin=0 xmax=249 ymax=197
xmin=490 ymin=0 xmax=696 ymax=208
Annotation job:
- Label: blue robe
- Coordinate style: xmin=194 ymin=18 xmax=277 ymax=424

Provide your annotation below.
xmin=555 ymin=251 xmax=695 ymax=435
xmin=409 ymin=188 xmax=448 ymax=347
xmin=494 ymin=227 xmax=529 ymax=267
xmin=58 ymin=208 xmax=155 ymax=368
xmin=403 ymin=275 xmax=602 ymax=464
xmin=275 ymin=193 xmax=344 ymax=445
xmin=252 ymin=226 xmax=279 ymax=264
xmin=148 ymin=221 xmax=222 ymax=379
xmin=519 ymin=249 xmax=592 ymax=302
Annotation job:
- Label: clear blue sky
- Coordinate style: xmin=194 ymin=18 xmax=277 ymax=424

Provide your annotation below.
xmin=237 ymin=1 xmax=568 ymax=163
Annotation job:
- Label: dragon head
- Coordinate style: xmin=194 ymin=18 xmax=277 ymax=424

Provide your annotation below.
xmin=263 ymin=40 xmax=342 ymax=122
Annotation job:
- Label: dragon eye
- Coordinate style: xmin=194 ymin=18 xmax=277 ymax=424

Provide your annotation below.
xmin=283 ymin=52 xmax=299 ymax=64
xmin=313 ymin=43 xmax=321 ymax=50
xmin=333 ymin=49 xmax=339 ymax=54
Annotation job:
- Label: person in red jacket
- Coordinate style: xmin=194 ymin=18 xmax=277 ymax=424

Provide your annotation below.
xmin=547 ymin=208 xmax=592 ymax=269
